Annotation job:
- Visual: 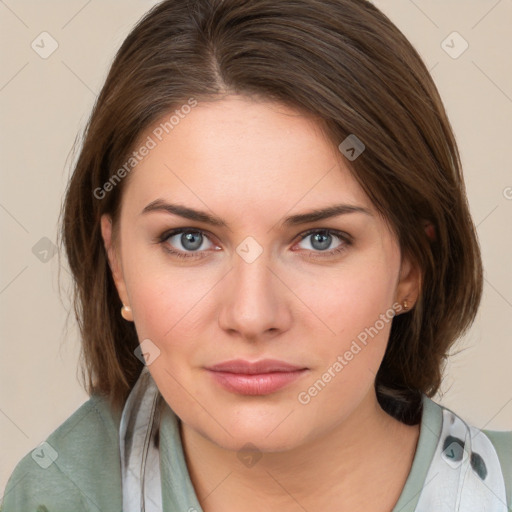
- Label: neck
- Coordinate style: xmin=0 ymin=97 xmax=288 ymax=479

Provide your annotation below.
xmin=179 ymin=389 xmax=420 ymax=512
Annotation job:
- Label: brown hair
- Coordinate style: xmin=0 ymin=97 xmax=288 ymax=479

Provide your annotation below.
xmin=60 ymin=0 xmax=483 ymax=423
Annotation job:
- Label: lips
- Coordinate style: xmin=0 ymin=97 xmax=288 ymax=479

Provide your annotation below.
xmin=205 ymin=359 xmax=308 ymax=395
xmin=206 ymin=358 xmax=307 ymax=373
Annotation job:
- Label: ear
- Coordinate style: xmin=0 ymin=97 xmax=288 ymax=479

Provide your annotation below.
xmin=393 ymin=220 xmax=435 ymax=313
xmin=100 ymin=214 xmax=133 ymax=321
xmin=394 ymin=250 xmax=421 ymax=315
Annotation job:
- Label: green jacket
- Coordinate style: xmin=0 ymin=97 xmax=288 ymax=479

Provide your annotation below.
xmin=2 ymin=393 xmax=511 ymax=511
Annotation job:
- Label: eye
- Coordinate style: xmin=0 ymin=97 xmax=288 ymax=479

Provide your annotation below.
xmin=293 ymin=229 xmax=352 ymax=258
xmin=159 ymin=228 xmax=219 ymax=259
xmin=157 ymin=227 xmax=352 ymax=260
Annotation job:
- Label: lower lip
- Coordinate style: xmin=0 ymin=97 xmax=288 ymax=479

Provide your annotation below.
xmin=206 ymin=369 xmax=308 ymax=395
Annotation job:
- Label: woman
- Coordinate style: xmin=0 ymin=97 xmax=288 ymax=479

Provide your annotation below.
xmin=2 ymin=0 xmax=510 ymax=511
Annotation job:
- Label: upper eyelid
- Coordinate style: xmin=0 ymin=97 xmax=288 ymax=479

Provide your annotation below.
xmin=160 ymin=227 xmax=219 ymax=245
xmin=160 ymin=227 xmax=350 ymax=248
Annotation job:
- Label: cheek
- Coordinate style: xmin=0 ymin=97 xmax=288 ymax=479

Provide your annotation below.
xmin=297 ymin=278 xmax=397 ymax=418
xmin=301 ymin=258 xmax=399 ymax=394
xmin=123 ymin=250 xmax=216 ymax=356
xmin=129 ymin=273 xmax=197 ymax=341
xmin=305 ymin=258 xmax=397 ymax=338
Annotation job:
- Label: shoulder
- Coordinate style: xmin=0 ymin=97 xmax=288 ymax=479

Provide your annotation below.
xmin=428 ymin=396 xmax=512 ymax=461
xmin=482 ymin=428 xmax=512 ymax=509
xmin=482 ymin=428 xmax=512 ymax=455
xmin=1 ymin=394 xmax=123 ymax=512
xmin=436 ymin=399 xmax=512 ymax=509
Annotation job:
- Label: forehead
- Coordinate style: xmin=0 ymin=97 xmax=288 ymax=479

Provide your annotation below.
xmin=121 ymin=95 xmax=374 ymax=217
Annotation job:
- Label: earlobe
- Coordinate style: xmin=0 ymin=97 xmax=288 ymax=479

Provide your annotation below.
xmin=395 ymin=253 xmax=421 ymax=314
xmin=120 ymin=305 xmax=133 ymax=322
xmin=100 ymin=214 xmax=133 ymax=320
xmin=395 ymin=220 xmax=431 ymax=311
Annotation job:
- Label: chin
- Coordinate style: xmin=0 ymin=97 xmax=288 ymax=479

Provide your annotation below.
xmin=213 ymin=427 xmax=306 ymax=454
xmin=193 ymin=407 xmax=312 ymax=453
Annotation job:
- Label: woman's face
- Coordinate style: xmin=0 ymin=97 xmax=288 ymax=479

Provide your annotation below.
xmin=102 ymin=95 xmax=419 ymax=452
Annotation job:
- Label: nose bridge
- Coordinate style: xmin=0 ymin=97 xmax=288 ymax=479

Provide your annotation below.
xmin=218 ymin=246 xmax=287 ymax=339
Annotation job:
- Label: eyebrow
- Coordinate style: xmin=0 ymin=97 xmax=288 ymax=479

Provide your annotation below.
xmin=140 ymin=199 xmax=373 ymax=228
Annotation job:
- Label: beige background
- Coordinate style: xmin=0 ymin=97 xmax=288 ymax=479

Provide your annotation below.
xmin=1 ymin=0 xmax=511 ymax=493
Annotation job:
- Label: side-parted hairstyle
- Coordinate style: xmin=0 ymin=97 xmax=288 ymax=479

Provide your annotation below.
xmin=61 ymin=0 xmax=483 ymax=423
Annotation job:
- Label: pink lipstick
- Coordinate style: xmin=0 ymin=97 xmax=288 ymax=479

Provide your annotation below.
xmin=205 ymin=359 xmax=308 ymax=395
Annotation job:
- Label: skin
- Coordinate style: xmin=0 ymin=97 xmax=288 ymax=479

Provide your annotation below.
xmin=101 ymin=95 xmax=422 ymax=511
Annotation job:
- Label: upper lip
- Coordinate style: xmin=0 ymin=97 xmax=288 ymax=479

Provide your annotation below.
xmin=206 ymin=359 xmax=306 ymax=374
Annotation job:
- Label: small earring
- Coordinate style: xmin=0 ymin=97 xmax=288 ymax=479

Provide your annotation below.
xmin=402 ymin=299 xmax=409 ymax=312
xmin=121 ymin=305 xmax=133 ymax=321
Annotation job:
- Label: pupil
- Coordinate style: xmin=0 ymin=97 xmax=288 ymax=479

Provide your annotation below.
xmin=312 ymin=231 xmax=331 ymax=251
xmin=182 ymin=231 xmax=202 ymax=250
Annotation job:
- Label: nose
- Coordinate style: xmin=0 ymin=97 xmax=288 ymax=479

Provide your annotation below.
xmin=217 ymin=250 xmax=292 ymax=342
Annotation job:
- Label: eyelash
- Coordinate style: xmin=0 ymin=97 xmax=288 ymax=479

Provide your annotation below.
xmin=157 ymin=228 xmax=352 ymax=260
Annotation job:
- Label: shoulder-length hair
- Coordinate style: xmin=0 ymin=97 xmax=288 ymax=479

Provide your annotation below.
xmin=60 ymin=0 xmax=482 ymax=423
